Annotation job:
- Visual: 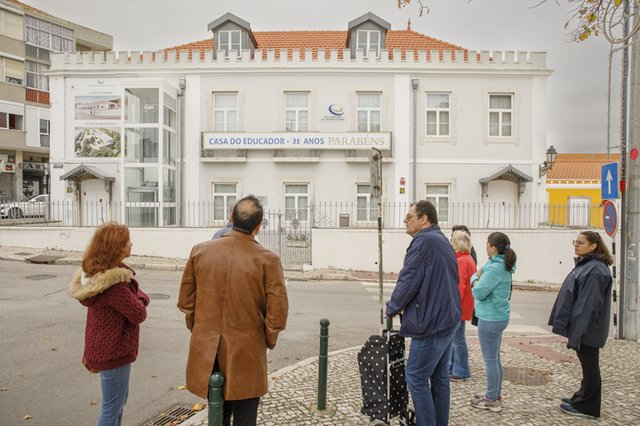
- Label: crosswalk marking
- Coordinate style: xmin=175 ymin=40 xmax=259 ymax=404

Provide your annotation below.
xmin=359 ymin=281 xmax=525 ymax=320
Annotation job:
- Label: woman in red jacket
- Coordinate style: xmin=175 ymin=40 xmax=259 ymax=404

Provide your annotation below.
xmin=69 ymin=222 xmax=149 ymax=426
xmin=449 ymin=230 xmax=477 ymax=380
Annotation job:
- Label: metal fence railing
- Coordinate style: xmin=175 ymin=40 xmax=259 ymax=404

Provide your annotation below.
xmin=0 ymin=199 xmax=606 ymax=230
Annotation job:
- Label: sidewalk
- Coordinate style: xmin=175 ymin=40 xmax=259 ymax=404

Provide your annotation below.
xmin=0 ymin=245 xmax=560 ymax=290
xmin=181 ymin=336 xmax=640 ymax=425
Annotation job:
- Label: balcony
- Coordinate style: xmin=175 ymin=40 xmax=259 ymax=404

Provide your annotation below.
xmin=26 ymin=89 xmax=50 ymax=106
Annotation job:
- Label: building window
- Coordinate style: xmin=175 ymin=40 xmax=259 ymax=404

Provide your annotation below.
xmin=426 ymin=93 xmax=450 ymax=136
xmin=218 ymin=30 xmax=242 ymax=57
xmin=213 ymin=183 xmax=237 ymax=221
xmin=39 ymin=119 xmax=50 ymax=147
xmin=284 ymin=183 xmax=309 ymax=221
xmin=425 ymin=184 xmax=449 ymax=223
xmin=125 ymin=167 xmax=158 ymax=227
xmin=489 ymin=94 xmax=513 ymax=137
xmin=356 ymin=184 xmax=378 ymax=222
xmin=284 ymin=92 xmax=309 ymax=132
xmin=26 ymin=61 xmax=49 ymax=91
xmin=357 ymin=93 xmax=381 ymax=132
xmin=356 ymin=29 xmax=381 ymax=58
xmin=213 ymin=93 xmax=237 ymax=131
xmin=1 ymin=9 xmax=24 ymax=40
xmin=1 ymin=57 xmax=24 ymax=85
xmin=25 ymin=15 xmax=74 ymax=52
xmin=0 ymin=112 xmax=23 ymax=130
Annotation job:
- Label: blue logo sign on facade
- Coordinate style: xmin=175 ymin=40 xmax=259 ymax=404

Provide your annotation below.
xmin=602 ymin=200 xmax=618 ymax=238
xmin=601 ymin=162 xmax=619 ymax=200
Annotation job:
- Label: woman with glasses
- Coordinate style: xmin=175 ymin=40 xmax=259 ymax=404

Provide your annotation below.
xmin=548 ymin=231 xmax=613 ymax=420
xmin=469 ymin=232 xmax=516 ymax=413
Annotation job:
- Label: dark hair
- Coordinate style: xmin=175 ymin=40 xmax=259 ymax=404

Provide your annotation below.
xmin=452 ymin=225 xmax=471 ymax=236
xmin=487 ymin=231 xmax=516 ymax=272
xmin=232 ymin=195 xmax=263 ymax=234
xmin=580 ymin=231 xmax=614 ymax=266
xmin=82 ymin=222 xmax=130 ymax=276
xmin=412 ymin=200 xmax=438 ymax=225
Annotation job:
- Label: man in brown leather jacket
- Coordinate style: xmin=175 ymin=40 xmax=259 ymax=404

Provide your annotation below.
xmin=178 ymin=195 xmax=289 ymax=425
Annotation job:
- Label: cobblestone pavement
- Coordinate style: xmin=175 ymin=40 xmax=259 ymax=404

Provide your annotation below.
xmin=182 ymin=337 xmax=640 ymax=426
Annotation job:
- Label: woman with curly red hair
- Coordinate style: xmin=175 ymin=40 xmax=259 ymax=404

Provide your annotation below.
xmin=69 ymin=222 xmax=149 ymax=426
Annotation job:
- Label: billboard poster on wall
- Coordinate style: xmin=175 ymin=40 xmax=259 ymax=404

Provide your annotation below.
xmin=75 ymin=95 xmax=121 ymax=120
xmin=74 ymin=127 xmax=121 ymax=157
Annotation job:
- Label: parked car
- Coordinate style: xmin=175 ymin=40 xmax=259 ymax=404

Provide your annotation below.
xmin=0 ymin=194 xmax=49 ymax=219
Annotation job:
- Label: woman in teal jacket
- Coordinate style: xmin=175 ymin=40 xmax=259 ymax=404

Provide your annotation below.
xmin=469 ymin=232 xmax=516 ymax=413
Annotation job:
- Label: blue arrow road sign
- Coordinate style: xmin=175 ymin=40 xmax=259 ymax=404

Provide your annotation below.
xmin=601 ymin=162 xmax=619 ymax=200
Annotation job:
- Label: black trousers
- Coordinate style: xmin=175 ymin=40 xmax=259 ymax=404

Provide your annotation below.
xmin=570 ymin=344 xmax=601 ymax=418
xmin=223 ymin=397 xmax=260 ymax=426
xmin=212 ymin=358 xmax=261 ymax=426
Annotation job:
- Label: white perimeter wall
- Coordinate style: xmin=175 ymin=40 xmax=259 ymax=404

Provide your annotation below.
xmin=0 ymin=226 xmax=621 ymax=284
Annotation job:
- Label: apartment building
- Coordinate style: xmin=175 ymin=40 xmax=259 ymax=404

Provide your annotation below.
xmin=0 ymin=0 xmax=111 ymax=200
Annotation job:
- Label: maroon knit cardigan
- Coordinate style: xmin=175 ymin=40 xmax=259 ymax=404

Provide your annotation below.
xmin=69 ymin=266 xmax=149 ymax=371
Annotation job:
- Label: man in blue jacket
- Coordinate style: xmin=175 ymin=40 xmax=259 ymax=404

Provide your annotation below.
xmin=387 ymin=200 xmax=461 ymax=426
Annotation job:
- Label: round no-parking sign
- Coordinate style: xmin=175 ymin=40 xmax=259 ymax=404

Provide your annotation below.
xmin=602 ymin=200 xmax=618 ymax=238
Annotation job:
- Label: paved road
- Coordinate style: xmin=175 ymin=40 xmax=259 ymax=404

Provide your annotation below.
xmin=0 ymin=260 xmax=558 ymax=426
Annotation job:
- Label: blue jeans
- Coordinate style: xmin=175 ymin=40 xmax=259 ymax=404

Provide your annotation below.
xmin=406 ymin=325 xmax=456 ymax=426
xmin=98 ymin=363 xmax=131 ymax=426
xmin=477 ymin=319 xmax=509 ymax=401
xmin=448 ymin=320 xmax=470 ymax=378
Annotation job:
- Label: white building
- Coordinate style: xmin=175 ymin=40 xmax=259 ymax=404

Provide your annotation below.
xmin=47 ymin=12 xmax=552 ymax=228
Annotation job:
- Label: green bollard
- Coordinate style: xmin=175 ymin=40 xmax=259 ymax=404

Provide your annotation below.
xmin=208 ymin=372 xmax=225 ymax=426
xmin=317 ymin=318 xmax=330 ymax=411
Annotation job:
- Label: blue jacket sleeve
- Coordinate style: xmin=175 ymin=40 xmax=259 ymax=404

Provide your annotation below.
xmin=471 ymin=261 xmax=501 ymax=301
xmin=567 ymin=271 xmax=607 ymax=350
xmin=387 ymin=239 xmax=427 ymax=316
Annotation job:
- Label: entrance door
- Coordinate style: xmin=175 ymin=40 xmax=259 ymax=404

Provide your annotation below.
xmin=569 ymin=197 xmax=590 ymax=226
xmin=79 ymin=179 xmax=109 ymax=226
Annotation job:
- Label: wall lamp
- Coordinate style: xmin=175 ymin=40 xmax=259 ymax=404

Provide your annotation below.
xmin=539 ymin=145 xmax=558 ymax=177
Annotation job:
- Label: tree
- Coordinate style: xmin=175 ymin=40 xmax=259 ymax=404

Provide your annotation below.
xmin=397 ymin=0 xmax=640 ymax=44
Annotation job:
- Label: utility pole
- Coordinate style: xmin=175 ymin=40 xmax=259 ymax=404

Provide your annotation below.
xmin=621 ymin=1 xmax=639 ymax=340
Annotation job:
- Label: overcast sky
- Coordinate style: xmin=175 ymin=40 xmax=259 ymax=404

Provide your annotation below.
xmin=26 ymin=0 xmax=620 ymax=153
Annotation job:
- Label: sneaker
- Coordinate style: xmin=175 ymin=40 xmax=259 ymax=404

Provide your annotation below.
xmin=450 ymin=375 xmax=470 ymax=382
xmin=559 ymin=403 xmax=597 ymax=419
xmin=471 ymin=396 xmax=502 ymax=412
xmin=472 ymin=393 xmax=503 ymax=404
xmin=561 ymin=396 xmax=572 ymax=405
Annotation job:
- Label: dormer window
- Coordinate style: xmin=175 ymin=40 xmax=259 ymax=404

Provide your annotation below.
xmin=218 ymin=30 xmax=242 ymax=58
xmin=356 ymin=30 xmax=380 ymax=58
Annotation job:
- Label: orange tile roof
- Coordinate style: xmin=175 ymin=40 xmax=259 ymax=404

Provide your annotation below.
xmin=164 ymin=29 xmax=467 ymax=60
xmin=547 ymin=153 xmax=621 ymax=181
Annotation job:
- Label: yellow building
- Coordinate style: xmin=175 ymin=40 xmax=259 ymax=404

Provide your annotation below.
xmin=545 ymin=153 xmax=620 ymax=227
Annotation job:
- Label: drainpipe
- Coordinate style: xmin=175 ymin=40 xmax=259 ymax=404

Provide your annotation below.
xmin=411 ymin=78 xmax=419 ymax=201
xmin=177 ymin=78 xmax=186 ymax=226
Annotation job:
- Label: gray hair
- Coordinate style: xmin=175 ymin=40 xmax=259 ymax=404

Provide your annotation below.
xmin=451 ymin=230 xmax=472 ymax=253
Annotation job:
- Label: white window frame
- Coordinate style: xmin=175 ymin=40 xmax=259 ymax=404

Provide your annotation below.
xmin=284 ymin=183 xmax=309 ymax=221
xmin=39 ymin=118 xmax=50 ymax=146
xmin=426 ymin=92 xmax=450 ymax=136
xmin=284 ymin=92 xmax=309 ymax=132
xmin=569 ymin=197 xmax=590 ymax=227
xmin=425 ymin=184 xmax=450 ymax=224
xmin=357 ymin=92 xmax=381 ymax=132
xmin=212 ymin=183 xmax=237 ymax=222
xmin=1 ymin=57 xmax=24 ymax=85
xmin=218 ymin=29 xmax=242 ymax=58
xmin=488 ymin=93 xmax=513 ymax=138
xmin=26 ymin=60 xmax=49 ymax=92
xmin=0 ymin=111 xmax=23 ymax=130
xmin=356 ymin=184 xmax=378 ymax=222
xmin=356 ymin=29 xmax=381 ymax=58
xmin=25 ymin=15 xmax=74 ymax=52
xmin=213 ymin=92 xmax=238 ymax=131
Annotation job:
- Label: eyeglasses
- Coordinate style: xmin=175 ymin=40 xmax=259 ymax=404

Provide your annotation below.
xmin=572 ymin=240 xmax=586 ymax=246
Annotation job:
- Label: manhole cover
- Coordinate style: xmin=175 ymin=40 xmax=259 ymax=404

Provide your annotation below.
xmin=504 ymin=366 xmax=551 ymax=385
xmin=25 ymin=255 xmax=64 ymax=264
xmin=147 ymin=293 xmax=171 ymax=300
xmin=145 ymin=404 xmax=198 ymax=425
xmin=26 ymin=274 xmax=57 ymax=281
